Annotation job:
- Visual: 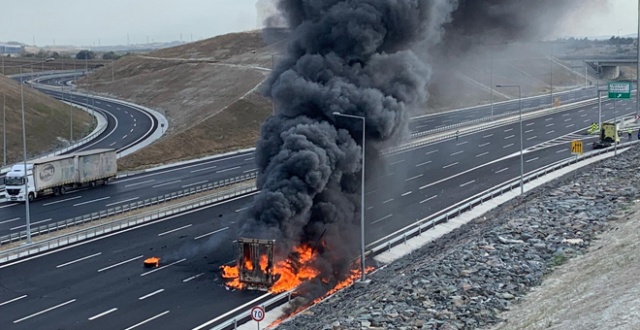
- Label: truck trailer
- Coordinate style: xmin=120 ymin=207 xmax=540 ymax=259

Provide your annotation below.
xmin=4 ymin=148 xmax=117 ymax=202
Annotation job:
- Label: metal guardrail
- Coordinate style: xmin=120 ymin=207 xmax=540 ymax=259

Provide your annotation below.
xmin=0 ymin=172 xmax=257 ymax=246
xmin=208 ymin=140 xmax=632 ymax=330
xmin=0 ymin=181 xmax=257 ymax=263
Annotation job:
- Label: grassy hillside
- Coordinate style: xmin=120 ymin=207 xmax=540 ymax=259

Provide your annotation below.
xmin=0 ymin=75 xmax=93 ymax=165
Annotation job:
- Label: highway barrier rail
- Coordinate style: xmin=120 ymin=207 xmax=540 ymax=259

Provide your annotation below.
xmin=0 ymin=172 xmax=258 ymax=247
xmin=207 ymin=140 xmax=633 ymax=330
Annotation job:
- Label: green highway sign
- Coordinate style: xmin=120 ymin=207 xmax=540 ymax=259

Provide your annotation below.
xmin=608 ymin=81 xmax=632 ymax=99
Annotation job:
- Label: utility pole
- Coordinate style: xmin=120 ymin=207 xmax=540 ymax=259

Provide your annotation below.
xmin=20 ymin=67 xmax=32 ymax=244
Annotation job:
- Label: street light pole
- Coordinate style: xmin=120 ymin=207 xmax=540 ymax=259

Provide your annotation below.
xmin=2 ymin=92 xmax=6 ymax=166
xmin=19 ymin=67 xmax=32 ymax=244
xmin=496 ymin=84 xmax=524 ymax=194
xmin=332 ymin=112 xmax=368 ymax=283
xmin=637 ymin=0 xmax=640 ymax=117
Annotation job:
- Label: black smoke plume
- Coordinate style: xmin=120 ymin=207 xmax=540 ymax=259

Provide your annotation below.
xmin=242 ymin=0 xmax=610 ymax=298
xmin=241 ymin=0 xmax=433 ymax=293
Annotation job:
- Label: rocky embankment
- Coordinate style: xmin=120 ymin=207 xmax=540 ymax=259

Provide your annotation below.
xmin=277 ymin=146 xmax=640 ymax=330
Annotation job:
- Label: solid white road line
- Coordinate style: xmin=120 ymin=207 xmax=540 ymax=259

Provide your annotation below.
xmin=182 ymin=180 xmax=208 ymax=188
xmin=98 ymin=255 xmax=144 ymax=272
xmin=124 ymin=311 xmax=170 ymax=330
xmin=216 ymin=166 xmax=241 ymax=173
xmin=476 ymin=152 xmax=489 ymax=158
xmin=192 ymin=294 xmax=271 ymax=330
xmin=243 ymin=168 xmax=257 ymax=173
xmin=13 ymin=299 xmax=76 ymax=324
xmin=415 ymin=161 xmax=431 ymax=167
xmin=105 ymin=197 xmax=140 ymax=207
xmin=141 ymin=259 xmax=186 ymax=277
xmin=0 ymin=295 xmax=27 ymax=307
xmin=152 ymin=180 xmax=182 ymax=188
xmin=450 ymin=151 xmax=464 ymax=156
xmin=527 ymin=157 xmax=540 ymax=163
xmin=372 ymin=214 xmax=392 ymax=224
xmin=138 ymin=289 xmax=164 ymax=300
xmin=43 ymin=196 xmax=82 ymax=206
xmin=182 ymin=273 xmax=204 ymax=283
xmin=0 ymin=217 xmax=20 ymax=225
xmin=194 ymin=226 xmax=229 ymax=240
xmin=158 ymin=224 xmax=192 ymax=237
xmin=405 ymin=174 xmax=423 ymax=182
xmin=190 ymin=165 xmax=217 ymax=173
xmin=244 ymin=157 xmax=254 ymax=161
xmin=73 ymin=196 xmax=111 ymax=207
xmin=460 ymin=180 xmax=476 ymax=187
xmin=443 ymin=162 xmax=459 ymax=169
xmin=495 ymin=168 xmax=509 ymax=174
xmin=503 ymin=143 xmax=514 ymax=148
xmin=11 ymin=218 xmax=52 ymax=230
xmin=56 ymin=252 xmax=102 ymax=268
xmin=124 ymin=179 xmax=155 ymax=188
xmin=89 ymin=308 xmax=118 ymax=321
xmin=401 ymin=191 xmax=412 ymax=196
xmin=0 ymin=203 xmax=19 ymax=209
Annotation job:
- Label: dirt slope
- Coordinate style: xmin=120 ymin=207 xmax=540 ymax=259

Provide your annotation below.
xmin=0 ymin=75 xmax=93 ymax=165
xmin=80 ymin=30 xmax=588 ymax=170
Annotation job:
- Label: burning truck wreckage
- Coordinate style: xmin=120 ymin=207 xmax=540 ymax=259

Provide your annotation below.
xmin=157 ymin=0 xmax=601 ymax=323
xmin=217 ymin=0 xmax=434 ymax=307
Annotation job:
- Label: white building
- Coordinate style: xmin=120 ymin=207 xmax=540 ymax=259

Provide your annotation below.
xmin=0 ymin=44 xmax=22 ymax=55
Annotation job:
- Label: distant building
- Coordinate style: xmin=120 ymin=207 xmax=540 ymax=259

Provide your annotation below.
xmin=0 ymin=44 xmax=22 ymax=55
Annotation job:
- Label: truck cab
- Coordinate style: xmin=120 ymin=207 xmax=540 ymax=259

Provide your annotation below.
xmin=4 ymin=164 xmax=36 ymax=202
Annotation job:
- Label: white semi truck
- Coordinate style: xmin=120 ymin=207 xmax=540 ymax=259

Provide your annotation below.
xmin=4 ymin=149 xmax=117 ymax=202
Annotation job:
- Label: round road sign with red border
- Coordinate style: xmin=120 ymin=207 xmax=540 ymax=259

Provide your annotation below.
xmin=251 ymin=306 xmax=265 ymax=322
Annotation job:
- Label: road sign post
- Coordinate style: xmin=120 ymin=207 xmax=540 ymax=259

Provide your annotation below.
xmin=608 ymin=82 xmax=632 ymax=99
xmin=570 ymin=140 xmax=583 ymax=155
xmin=251 ymin=305 xmax=265 ymax=329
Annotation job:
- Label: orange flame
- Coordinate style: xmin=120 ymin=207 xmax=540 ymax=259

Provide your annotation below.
xmin=220 ymin=265 xmax=245 ymax=290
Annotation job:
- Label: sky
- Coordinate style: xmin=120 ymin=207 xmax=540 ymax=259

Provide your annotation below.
xmin=0 ymin=0 xmax=637 ymax=47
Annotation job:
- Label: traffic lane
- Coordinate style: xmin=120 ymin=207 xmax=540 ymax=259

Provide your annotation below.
xmin=0 ymin=161 xmax=256 ymax=233
xmin=409 ymin=87 xmax=596 ymax=130
xmin=55 ymin=92 xmax=152 ymax=151
xmin=366 ymin=144 xmax=578 ymax=242
xmin=368 ymin=103 xmax=597 ymax=197
xmin=0 ymin=196 xmax=261 ymax=330
xmin=0 ymin=164 xmax=256 ymax=233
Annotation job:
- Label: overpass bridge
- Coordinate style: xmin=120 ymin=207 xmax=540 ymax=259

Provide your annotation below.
xmin=558 ymin=55 xmax=638 ymax=80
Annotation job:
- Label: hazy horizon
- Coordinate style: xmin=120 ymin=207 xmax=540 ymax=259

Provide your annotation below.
xmin=0 ymin=0 xmax=637 ymax=47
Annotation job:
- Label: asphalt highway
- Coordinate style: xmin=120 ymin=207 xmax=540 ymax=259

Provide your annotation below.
xmin=0 ymin=94 xmax=630 ymax=238
xmin=0 ymin=97 xmax=635 ymax=329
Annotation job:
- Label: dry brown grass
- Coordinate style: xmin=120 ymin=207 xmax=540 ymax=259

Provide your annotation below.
xmin=490 ymin=205 xmax=640 ymax=330
xmin=0 ymin=75 xmax=93 ymax=164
